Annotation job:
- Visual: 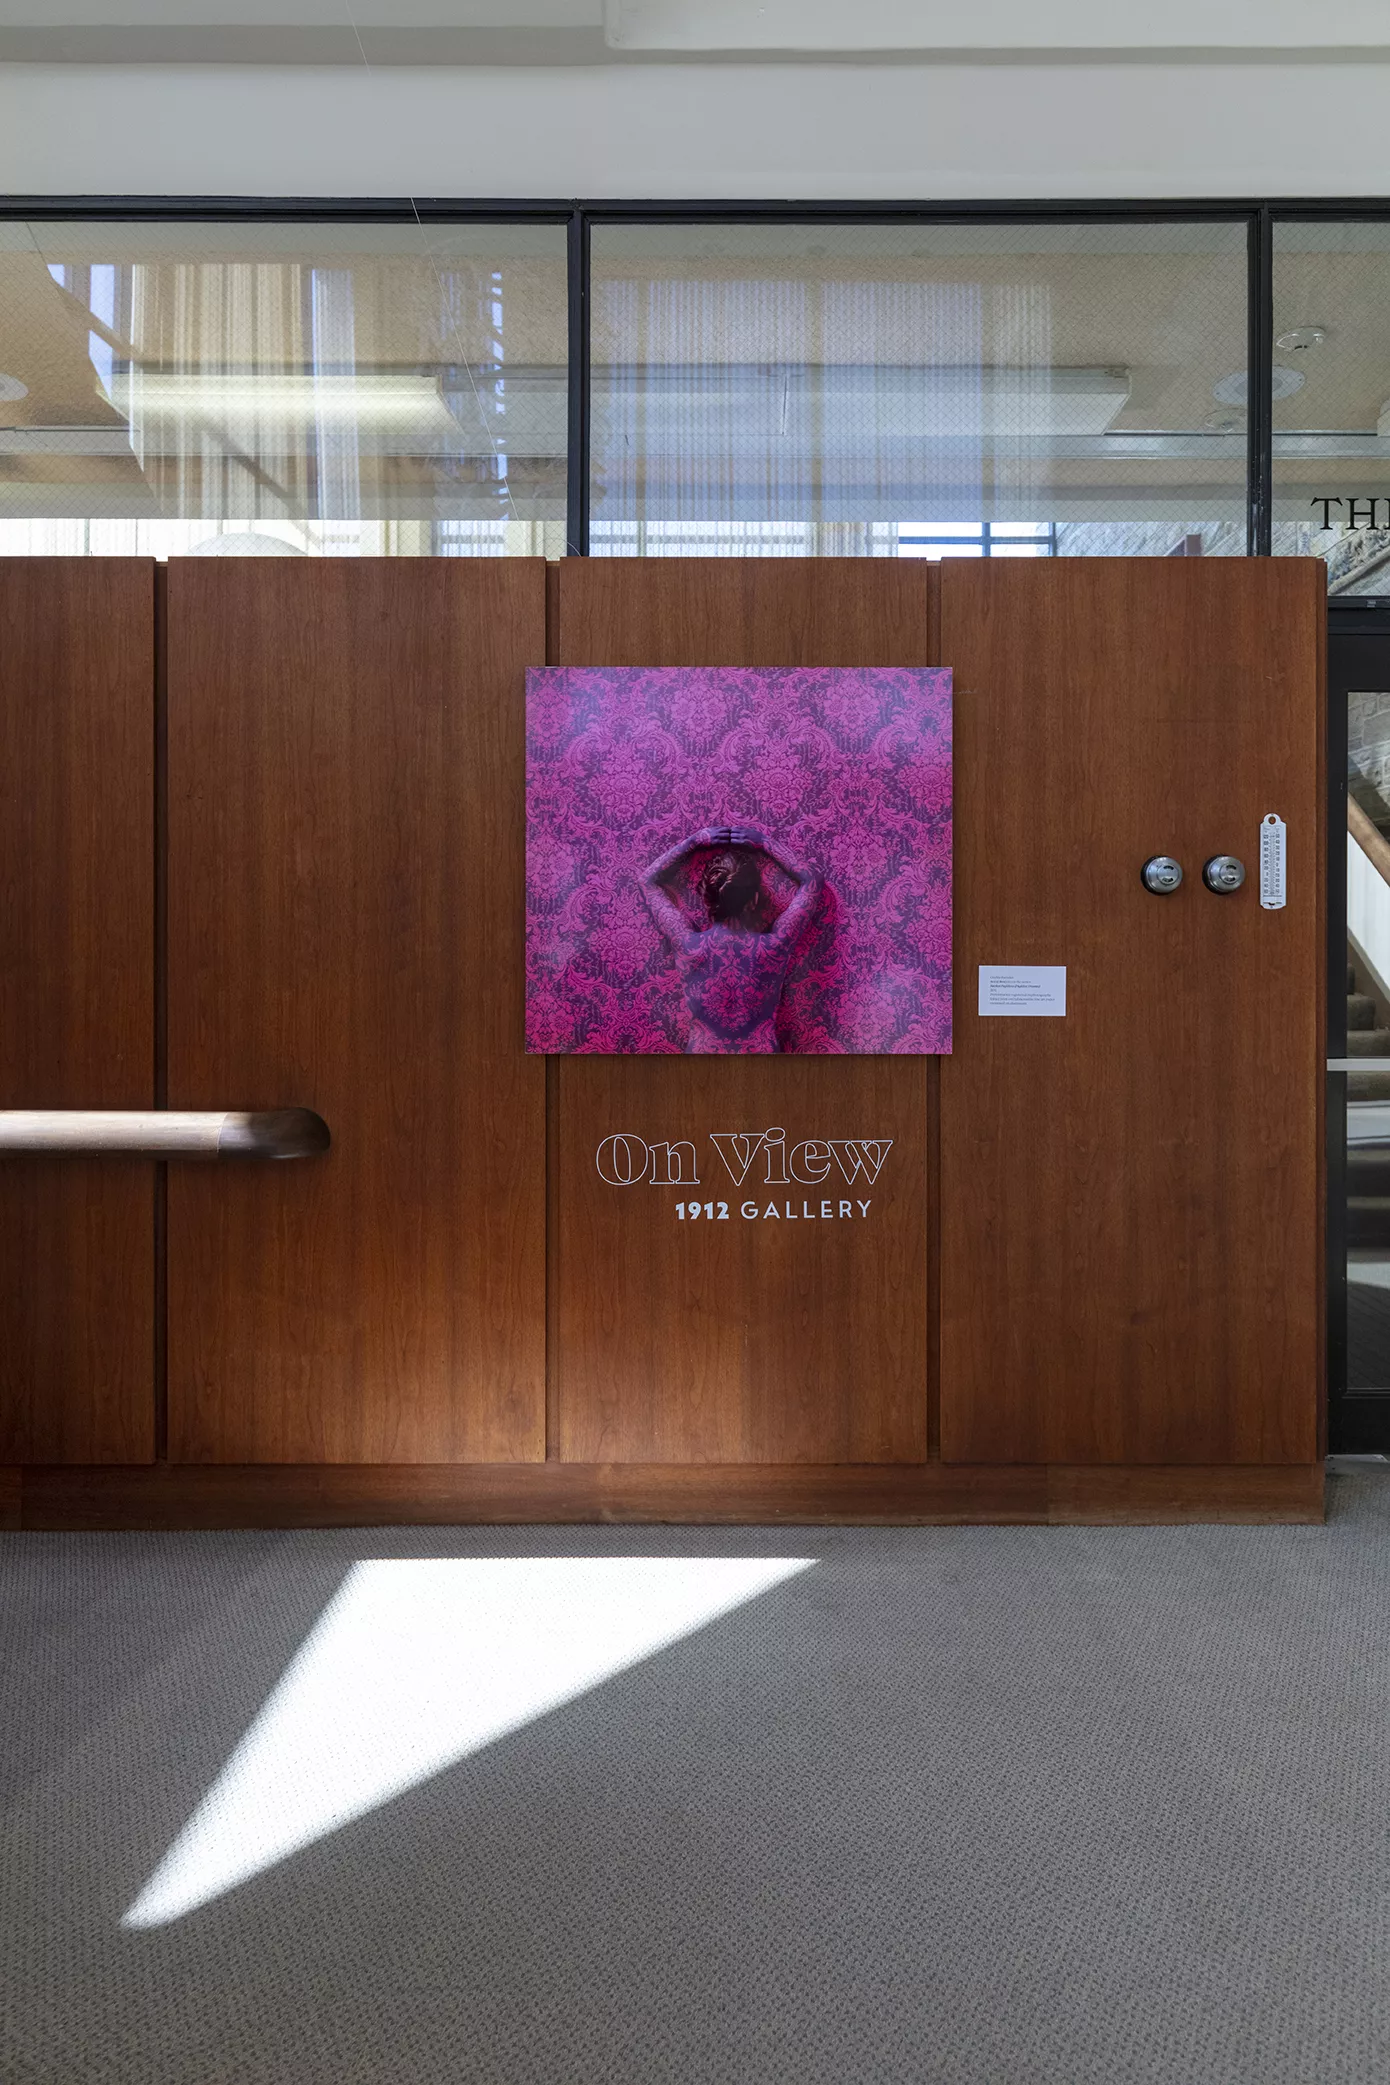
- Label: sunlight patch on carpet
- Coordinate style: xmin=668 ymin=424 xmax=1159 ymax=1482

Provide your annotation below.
xmin=123 ymin=1554 xmax=813 ymax=1928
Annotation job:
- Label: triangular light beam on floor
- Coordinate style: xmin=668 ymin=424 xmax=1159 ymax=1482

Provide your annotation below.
xmin=122 ymin=1554 xmax=814 ymax=1929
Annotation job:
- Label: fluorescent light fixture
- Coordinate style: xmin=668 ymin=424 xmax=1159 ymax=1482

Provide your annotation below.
xmin=107 ymin=370 xmax=473 ymax=460
xmin=594 ymin=365 xmax=1133 ymax=442
xmin=93 ymin=370 xmax=570 ymax=460
xmin=7 ymin=367 xmax=1135 ymax=461
xmin=110 ymin=372 xmax=453 ymax=425
xmin=122 ymin=1553 xmax=813 ymax=1930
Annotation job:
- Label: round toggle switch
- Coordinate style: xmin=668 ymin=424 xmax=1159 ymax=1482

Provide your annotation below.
xmin=1203 ymin=855 xmax=1246 ymax=894
xmin=1141 ymin=855 xmax=1184 ymax=895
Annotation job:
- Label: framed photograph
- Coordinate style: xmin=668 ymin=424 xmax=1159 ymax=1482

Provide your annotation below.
xmin=525 ymin=665 xmax=952 ymax=1055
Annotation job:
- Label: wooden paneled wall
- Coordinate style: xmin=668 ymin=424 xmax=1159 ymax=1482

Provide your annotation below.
xmin=165 ymin=561 xmax=547 ymax=1464
xmin=0 ymin=562 xmax=155 ymax=1463
xmin=939 ymin=560 xmax=1324 ymax=1467
xmin=0 ymin=555 xmax=1326 ymax=1524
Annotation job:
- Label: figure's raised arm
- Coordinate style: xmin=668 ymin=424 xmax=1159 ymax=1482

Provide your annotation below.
xmin=642 ymin=834 xmax=701 ymax=885
xmin=640 ymin=841 xmax=700 ymax=952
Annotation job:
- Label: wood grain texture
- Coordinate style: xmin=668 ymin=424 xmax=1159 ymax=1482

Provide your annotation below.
xmin=11 ymin=1462 xmax=1047 ymax=1527
xmin=555 ymin=1056 xmax=928 ymax=1461
xmin=939 ymin=559 xmax=1325 ymax=1466
xmin=12 ymin=1459 xmax=1323 ymax=1529
xmin=166 ymin=560 xmax=547 ymax=1463
xmin=1047 ymin=1463 xmax=1325 ymax=1524
xmin=551 ymin=560 xmax=938 ymax=1463
xmin=554 ymin=557 xmax=939 ymax=673
xmin=0 ymin=561 xmax=155 ymax=1463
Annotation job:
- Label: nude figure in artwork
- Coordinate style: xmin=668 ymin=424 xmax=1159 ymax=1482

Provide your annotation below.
xmin=639 ymin=825 xmax=823 ymax=1054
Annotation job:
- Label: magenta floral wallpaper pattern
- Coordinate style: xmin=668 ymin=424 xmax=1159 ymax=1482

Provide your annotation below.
xmin=525 ymin=666 xmax=953 ymax=1055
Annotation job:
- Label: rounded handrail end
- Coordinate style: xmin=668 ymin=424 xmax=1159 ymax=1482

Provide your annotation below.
xmin=216 ymin=1109 xmax=331 ymax=1160
xmin=0 ymin=1108 xmax=331 ymax=1159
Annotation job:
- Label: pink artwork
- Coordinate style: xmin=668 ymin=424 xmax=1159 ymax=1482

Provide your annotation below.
xmin=525 ymin=666 xmax=952 ymax=1055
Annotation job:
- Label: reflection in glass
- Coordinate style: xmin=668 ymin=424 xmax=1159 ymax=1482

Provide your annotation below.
xmin=1273 ymin=222 xmax=1390 ymax=593
xmin=1346 ymin=689 xmax=1390 ymax=1396
xmin=589 ymin=221 xmax=1250 ymax=557
xmin=0 ymin=220 xmax=568 ymax=556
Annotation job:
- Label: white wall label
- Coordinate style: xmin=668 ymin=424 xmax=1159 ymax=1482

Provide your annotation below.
xmin=977 ymin=965 xmax=1067 ymax=1017
xmin=1260 ymin=813 xmax=1287 ymax=910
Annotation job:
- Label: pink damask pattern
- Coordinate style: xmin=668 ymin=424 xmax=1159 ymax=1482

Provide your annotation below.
xmin=525 ymin=666 xmax=952 ymax=1054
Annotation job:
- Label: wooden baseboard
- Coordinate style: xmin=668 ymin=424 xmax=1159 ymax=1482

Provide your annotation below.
xmin=1047 ymin=1462 xmax=1326 ymax=1525
xmin=2 ymin=1460 xmax=1324 ymax=1530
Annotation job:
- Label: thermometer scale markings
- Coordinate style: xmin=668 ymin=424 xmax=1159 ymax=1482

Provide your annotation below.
xmin=1260 ymin=813 xmax=1286 ymax=911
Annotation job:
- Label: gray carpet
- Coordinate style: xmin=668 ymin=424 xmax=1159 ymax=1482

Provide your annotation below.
xmin=4 ymin=1463 xmax=1390 ymax=2084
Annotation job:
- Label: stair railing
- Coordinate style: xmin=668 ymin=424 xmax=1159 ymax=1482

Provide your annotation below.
xmin=1349 ymin=797 xmax=1390 ymax=888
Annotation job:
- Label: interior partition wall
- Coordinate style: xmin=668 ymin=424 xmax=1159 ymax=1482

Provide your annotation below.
xmin=0 ymin=197 xmax=1383 ymax=584
xmin=4 ymin=192 xmax=1390 ymax=1458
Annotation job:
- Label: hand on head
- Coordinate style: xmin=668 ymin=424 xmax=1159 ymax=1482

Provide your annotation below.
xmin=696 ymin=824 xmax=767 ymax=850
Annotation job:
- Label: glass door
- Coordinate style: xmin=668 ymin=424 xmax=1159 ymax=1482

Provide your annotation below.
xmin=1330 ymin=603 xmax=1390 ymax=1448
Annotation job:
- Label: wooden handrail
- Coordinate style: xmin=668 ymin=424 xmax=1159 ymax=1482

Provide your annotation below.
xmin=1348 ymin=797 xmax=1390 ymax=889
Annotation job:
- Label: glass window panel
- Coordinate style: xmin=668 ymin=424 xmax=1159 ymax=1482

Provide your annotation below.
xmin=0 ymin=219 xmax=568 ymax=556
xmin=590 ymin=221 xmax=1249 ymax=558
xmin=1345 ymin=684 xmax=1390 ymax=1399
xmin=1273 ymin=221 xmax=1390 ymax=594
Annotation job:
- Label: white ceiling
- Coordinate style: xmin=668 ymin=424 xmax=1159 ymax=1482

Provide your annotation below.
xmin=0 ymin=0 xmax=1384 ymax=60
xmin=610 ymin=1 xmax=1390 ymax=53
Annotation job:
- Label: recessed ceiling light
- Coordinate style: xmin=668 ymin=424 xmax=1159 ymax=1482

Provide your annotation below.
xmin=1212 ymin=366 xmax=1305 ymax=406
xmin=1275 ymin=326 xmax=1327 ymax=353
xmin=0 ymin=373 xmax=29 ymax=404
